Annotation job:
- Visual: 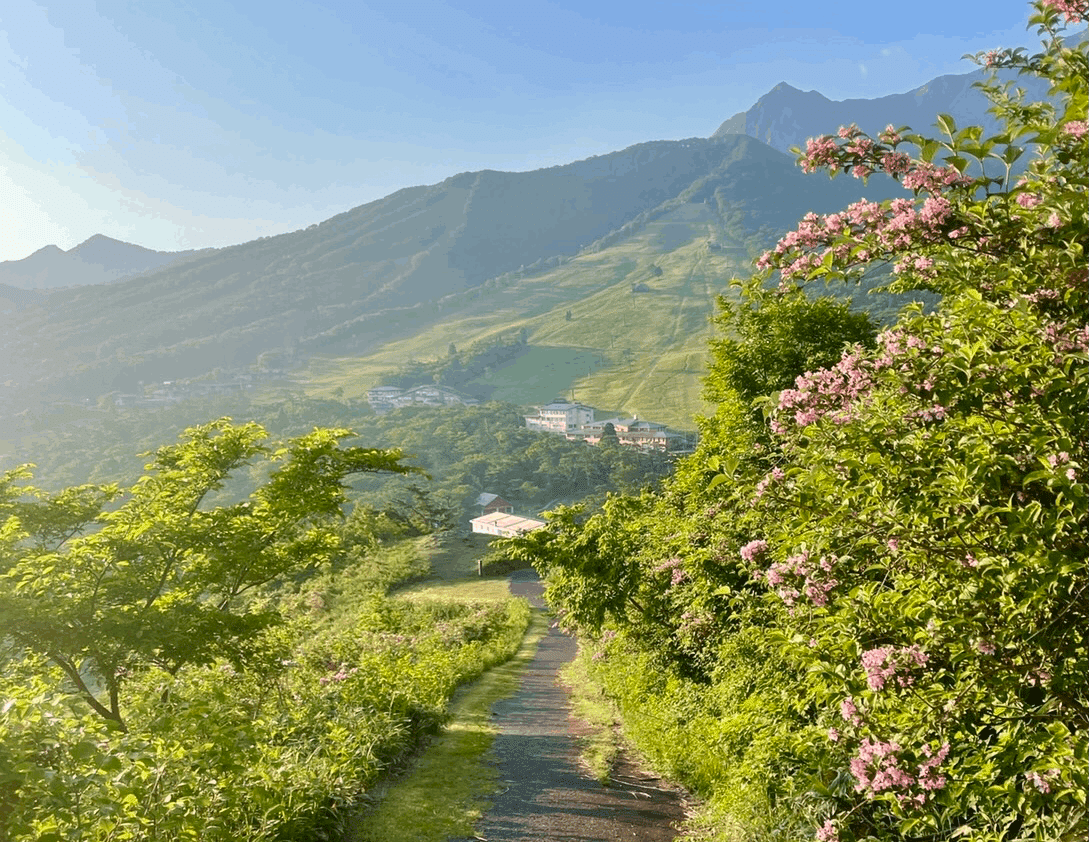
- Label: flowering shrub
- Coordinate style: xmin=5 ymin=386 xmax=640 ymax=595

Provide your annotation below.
xmin=518 ymin=3 xmax=1087 ymax=839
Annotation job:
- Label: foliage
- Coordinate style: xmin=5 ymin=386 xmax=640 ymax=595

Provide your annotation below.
xmin=1 ymin=496 xmax=530 ymax=841
xmin=513 ymin=5 xmax=1087 ymax=840
xmin=0 ymin=418 xmax=416 ymax=729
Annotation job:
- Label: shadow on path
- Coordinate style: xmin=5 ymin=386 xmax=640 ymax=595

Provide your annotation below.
xmin=451 ymin=569 xmax=686 ymax=842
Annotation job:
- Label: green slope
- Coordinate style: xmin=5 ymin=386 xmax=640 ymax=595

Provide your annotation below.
xmin=302 ymin=199 xmax=761 ymax=430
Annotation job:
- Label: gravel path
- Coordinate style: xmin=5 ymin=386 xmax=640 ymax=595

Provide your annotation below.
xmin=451 ymin=570 xmax=687 ymax=842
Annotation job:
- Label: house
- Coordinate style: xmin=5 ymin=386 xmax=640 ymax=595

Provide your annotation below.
xmin=475 ymin=493 xmax=514 ymax=515
xmin=367 ymin=383 xmax=480 ymax=413
xmin=470 ymin=511 xmax=547 ymax=538
xmin=566 ymin=415 xmax=693 ymax=452
xmin=524 ymin=400 xmax=594 ymax=434
xmin=366 ymin=385 xmax=406 ymax=412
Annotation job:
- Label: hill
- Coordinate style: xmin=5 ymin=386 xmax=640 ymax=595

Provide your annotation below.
xmin=0 ymin=235 xmax=201 ymax=291
xmin=0 ymin=134 xmax=899 ymax=416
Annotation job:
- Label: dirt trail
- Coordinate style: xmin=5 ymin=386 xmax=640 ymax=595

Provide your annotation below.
xmin=450 ymin=570 xmax=686 ymax=842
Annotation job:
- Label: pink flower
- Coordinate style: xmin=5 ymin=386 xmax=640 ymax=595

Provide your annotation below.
xmin=740 ymin=539 xmax=769 ymax=562
xmin=1025 ymin=769 xmax=1059 ymax=793
xmin=840 ymin=696 xmax=861 ymax=725
xmin=1016 ymin=192 xmax=1042 ymax=208
xmin=1062 ymin=119 xmax=1087 ymax=137
xmin=861 ymin=645 xmax=928 ymax=690
xmin=816 ymin=820 xmax=839 ymax=842
xmin=1044 ymin=1 xmax=1085 ymax=24
xmin=879 ymin=124 xmax=902 ymax=144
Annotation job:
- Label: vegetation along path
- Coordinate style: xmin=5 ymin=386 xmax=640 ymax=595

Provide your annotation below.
xmin=452 ymin=569 xmax=687 ymax=842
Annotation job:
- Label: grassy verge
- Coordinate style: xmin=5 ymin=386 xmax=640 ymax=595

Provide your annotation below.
xmin=560 ymin=646 xmax=624 ymax=785
xmin=342 ymin=606 xmax=549 ymax=842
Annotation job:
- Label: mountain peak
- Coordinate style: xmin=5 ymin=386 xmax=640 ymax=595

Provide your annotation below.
xmin=68 ymin=234 xmax=129 ymax=255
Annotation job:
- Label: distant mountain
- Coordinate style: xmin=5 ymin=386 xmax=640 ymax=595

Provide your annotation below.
xmin=0 ymin=134 xmax=898 ymax=407
xmin=0 ymin=235 xmax=201 ymax=290
xmin=713 ymin=66 xmax=1052 ymax=155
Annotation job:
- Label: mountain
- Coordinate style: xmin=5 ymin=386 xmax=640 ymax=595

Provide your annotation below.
xmin=713 ymin=66 xmax=1052 ymax=155
xmin=0 ymin=134 xmax=900 ymax=410
xmin=0 ymin=235 xmax=200 ymax=291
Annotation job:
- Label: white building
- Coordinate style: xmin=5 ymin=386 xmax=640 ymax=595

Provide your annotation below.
xmin=524 ymin=400 xmax=595 ymax=434
xmin=470 ymin=511 xmax=547 ymax=538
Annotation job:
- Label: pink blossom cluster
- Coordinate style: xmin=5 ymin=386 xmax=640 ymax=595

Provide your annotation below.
xmin=915 ymin=743 xmax=951 ymax=796
xmin=739 ymin=539 xmax=769 ymax=563
xmin=840 ymin=696 xmax=862 ymax=725
xmin=850 ymin=739 xmax=949 ymax=805
xmin=1062 ymin=119 xmax=1088 ymax=138
xmin=879 ymin=124 xmax=902 ymax=145
xmin=874 ymin=326 xmax=940 ymax=369
xmin=753 ymin=467 xmax=785 ymax=499
xmin=653 ymin=556 xmax=684 ymax=573
xmin=1025 ymin=769 xmax=1060 ymax=793
xmin=1042 ymin=320 xmax=1089 ymax=358
xmin=850 ymin=738 xmax=913 ymax=794
xmin=902 ymin=162 xmax=973 ymax=194
xmin=319 ymin=663 xmax=359 ymax=686
xmin=772 ymin=351 xmax=874 ymax=434
xmin=679 ymin=610 xmax=711 ymax=635
xmin=860 ymin=645 xmax=928 ymax=691
xmin=757 ymin=191 xmax=959 ymax=284
xmin=802 ymin=135 xmax=841 ymax=173
xmin=815 ymin=820 xmax=839 ymax=842
xmin=1043 ymin=0 xmax=1086 ymax=24
xmin=760 ymin=550 xmax=840 ymax=607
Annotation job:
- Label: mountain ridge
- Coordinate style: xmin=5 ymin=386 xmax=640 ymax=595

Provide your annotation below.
xmin=0 ymin=235 xmax=203 ymax=291
xmin=713 ymin=65 xmax=1052 ymax=154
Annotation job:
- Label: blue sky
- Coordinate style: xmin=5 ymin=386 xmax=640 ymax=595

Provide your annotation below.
xmin=0 ymin=0 xmax=1063 ymax=261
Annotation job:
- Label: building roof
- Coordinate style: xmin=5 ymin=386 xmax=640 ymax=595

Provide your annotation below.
xmin=470 ymin=511 xmax=547 ymax=534
xmin=539 ymin=400 xmax=592 ymax=411
xmin=475 ymin=492 xmax=510 ymax=507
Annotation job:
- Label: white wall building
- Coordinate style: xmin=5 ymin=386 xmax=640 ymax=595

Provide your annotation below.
xmin=524 ymin=400 xmax=595 ymax=434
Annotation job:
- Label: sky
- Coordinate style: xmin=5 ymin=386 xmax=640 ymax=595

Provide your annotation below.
xmin=0 ymin=0 xmax=1068 ymax=261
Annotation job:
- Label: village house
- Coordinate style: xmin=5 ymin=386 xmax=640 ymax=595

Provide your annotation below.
xmin=470 ymin=511 xmax=547 ymax=538
xmin=568 ymin=416 xmax=686 ymax=451
xmin=523 ymin=399 xmax=595 ymax=434
xmin=367 ymin=383 xmax=480 ymax=414
xmin=475 ymin=492 xmax=514 ymax=515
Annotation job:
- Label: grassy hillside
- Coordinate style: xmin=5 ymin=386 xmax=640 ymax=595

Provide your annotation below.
xmin=0 ymin=133 xmax=898 ymax=419
xmin=303 ymin=199 xmax=761 ymax=430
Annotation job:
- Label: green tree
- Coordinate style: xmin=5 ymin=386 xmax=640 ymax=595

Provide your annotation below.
xmin=0 ymin=418 xmax=415 ymax=729
xmin=514 ymin=4 xmax=1087 ymax=838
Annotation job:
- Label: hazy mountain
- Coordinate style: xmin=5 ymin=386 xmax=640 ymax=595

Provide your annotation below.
xmin=713 ymin=66 xmax=1052 ymax=155
xmin=0 ymin=235 xmax=200 ymax=291
xmin=0 ymin=134 xmax=899 ymax=409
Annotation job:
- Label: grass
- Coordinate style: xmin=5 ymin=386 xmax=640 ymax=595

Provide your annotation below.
xmin=560 ymin=648 xmax=625 ymax=785
xmin=300 ymin=203 xmax=751 ymax=430
xmin=342 ymin=605 xmax=549 ymax=842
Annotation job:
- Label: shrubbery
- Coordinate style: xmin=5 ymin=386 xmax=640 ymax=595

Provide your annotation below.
xmin=514 ymin=4 xmax=1087 ymax=839
xmin=0 ymin=421 xmax=530 ymax=840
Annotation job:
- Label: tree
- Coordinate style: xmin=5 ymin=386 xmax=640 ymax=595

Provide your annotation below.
xmin=599 ymin=422 xmax=620 ymax=448
xmin=0 ymin=419 xmax=416 ymax=729
xmin=515 ymin=3 xmax=1088 ymax=839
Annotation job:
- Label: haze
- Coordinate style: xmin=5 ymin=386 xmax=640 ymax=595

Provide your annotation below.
xmin=0 ymin=0 xmax=1049 ymax=261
